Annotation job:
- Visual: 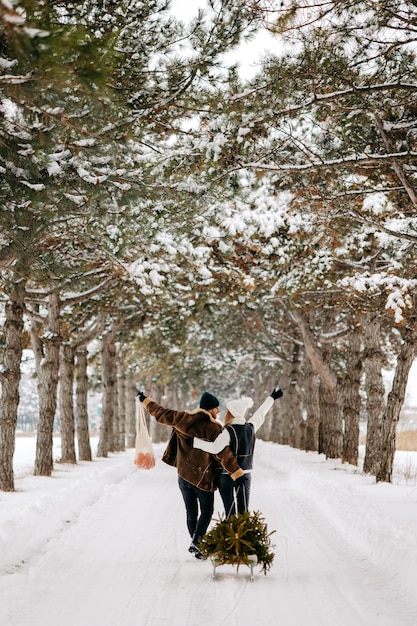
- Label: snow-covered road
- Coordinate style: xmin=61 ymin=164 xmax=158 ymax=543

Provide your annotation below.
xmin=1 ymin=440 xmax=417 ymax=625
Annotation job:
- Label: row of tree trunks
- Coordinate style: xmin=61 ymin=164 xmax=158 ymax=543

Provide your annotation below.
xmin=0 ymin=289 xmax=139 ymax=490
xmin=1 ymin=298 xmax=415 ymax=489
xmin=55 ymin=329 xmax=137 ymax=465
xmin=261 ymin=309 xmax=415 ymax=484
xmin=96 ymin=324 xmax=139 ymax=457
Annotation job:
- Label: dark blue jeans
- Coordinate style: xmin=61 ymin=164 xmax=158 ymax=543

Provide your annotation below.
xmin=218 ymin=472 xmax=251 ymax=517
xmin=178 ymin=476 xmax=214 ymax=547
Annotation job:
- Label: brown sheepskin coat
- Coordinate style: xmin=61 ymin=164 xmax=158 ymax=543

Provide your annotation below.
xmin=143 ymin=398 xmax=243 ymax=491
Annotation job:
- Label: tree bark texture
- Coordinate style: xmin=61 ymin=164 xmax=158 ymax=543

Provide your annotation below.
xmin=363 ymin=314 xmax=386 ymax=475
xmin=0 ymin=286 xmax=24 ymax=491
xmin=318 ymin=381 xmax=343 ymax=459
xmin=115 ymin=346 xmax=125 ymax=451
xmin=125 ymin=373 xmax=137 ymax=449
xmin=254 ymin=371 xmax=273 ymax=441
xmin=310 ymin=309 xmax=343 ymax=459
xmin=76 ymin=348 xmax=92 ymax=461
xmin=376 ymin=323 xmax=417 ymax=482
xmin=304 ymin=355 xmax=320 ymax=452
xmin=270 ymin=365 xmax=291 ymax=444
xmin=288 ymin=343 xmax=304 ymax=449
xmin=268 ymin=390 xmax=284 ymax=444
xmin=34 ymin=292 xmax=61 ymax=477
xmin=291 ymin=309 xmax=337 ymax=402
xmin=342 ymin=330 xmax=362 ymax=466
xmin=269 ymin=344 xmax=303 ymax=447
xmin=318 ymin=333 xmax=343 ymax=459
xmin=59 ymin=343 xmax=76 ymax=463
xmin=97 ymin=328 xmax=117 ymax=457
xmin=148 ymin=382 xmax=171 ymax=443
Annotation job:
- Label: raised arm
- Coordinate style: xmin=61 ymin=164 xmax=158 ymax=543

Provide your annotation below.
xmin=248 ymin=388 xmax=283 ymax=432
xmin=193 ymin=428 xmax=231 ymax=454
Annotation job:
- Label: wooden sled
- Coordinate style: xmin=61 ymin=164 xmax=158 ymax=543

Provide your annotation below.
xmin=211 ymin=554 xmax=258 ymax=582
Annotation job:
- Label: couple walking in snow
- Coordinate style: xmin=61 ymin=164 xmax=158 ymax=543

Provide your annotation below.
xmin=136 ymin=387 xmax=283 ymax=559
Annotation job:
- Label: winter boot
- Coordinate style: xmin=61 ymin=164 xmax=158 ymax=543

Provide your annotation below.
xmin=188 ymin=543 xmax=204 ymax=560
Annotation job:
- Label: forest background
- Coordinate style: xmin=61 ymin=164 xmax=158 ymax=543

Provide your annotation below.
xmin=1 ymin=0 xmax=417 ymax=492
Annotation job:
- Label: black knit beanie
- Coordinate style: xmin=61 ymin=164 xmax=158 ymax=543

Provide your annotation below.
xmin=199 ymin=391 xmax=220 ymax=410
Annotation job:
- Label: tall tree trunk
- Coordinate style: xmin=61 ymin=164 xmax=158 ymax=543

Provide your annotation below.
xmin=272 ymin=364 xmax=291 ymax=444
xmin=149 ymin=382 xmax=166 ymax=443
xmin=304 ymin=354 xmax=320 ymax=452
xmin=363 ymin=314 xmax=385 ymax=475
xmin=342 ymin=330 xmax=362 ymax=466
xmin=290 ymin=308 xmax=342 ymax=455
xmin=125 ymin=373 xmax=137 ymax=449
xmin=290 ymin=309 xmax=337 ymax=402
xmin=318 ymin=381 xmax=343 ymax=458
xmin=270 ymin=344 xmax=303 ymax=446
xmin=59 ymin=343 xmax=76 ymax=463
xmin=255 ymin=371 xmax=273 ymax=441
xmin=34 ymin=292 xmax=61 ymax=477
xmin=97 ymin=327 xmax=117 ymax=457
xmin=115 ymin=345 xmax=125 ymax=451
xmin=76 ymin=347 xmax=92 ymax=461
xmin=268 ymin=385 xmax=284 ymax=443
xmin=30 ymin=306 xmax=43 ymax=373
xmin=287 ymin=343 xmax=304 ymax=449
xmin=319 ymin=341 xmax=343 ymax=459
xmin=376 ymin=324 xmax=417 ymax=482
xmin=0 ymin=284 xmax=25 ymax=491
xmin=317 ymin=312 xmax=342 ymax=459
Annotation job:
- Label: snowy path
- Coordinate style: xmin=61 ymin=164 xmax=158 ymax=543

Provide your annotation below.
xmin=2 ymin=441 xmax=417 ymax=625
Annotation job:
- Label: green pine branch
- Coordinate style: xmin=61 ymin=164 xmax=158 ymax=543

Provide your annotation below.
xmin=199 ymin=510 xmax=275 ymax=575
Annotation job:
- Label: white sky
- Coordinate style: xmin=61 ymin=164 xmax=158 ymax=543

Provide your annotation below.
xmin=170 ymin=0 xmax=280 ymax=78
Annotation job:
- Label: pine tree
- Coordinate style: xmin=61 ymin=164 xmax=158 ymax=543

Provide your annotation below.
xmin=199 ymin=510 xmax=275 ymax=575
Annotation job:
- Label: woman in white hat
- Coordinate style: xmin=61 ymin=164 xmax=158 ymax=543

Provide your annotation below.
xmin=193 ymin=388 xmax=283 ymax=517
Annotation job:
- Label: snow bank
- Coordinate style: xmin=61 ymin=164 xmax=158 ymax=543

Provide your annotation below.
xmin=261 ymin=442 xmax=417 ymax=598
xmin=0 ymin=447 xmax=136 ymax=573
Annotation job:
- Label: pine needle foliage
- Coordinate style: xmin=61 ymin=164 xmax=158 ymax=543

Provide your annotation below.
xmin=198 ymin=510 xmax=275 ymax=575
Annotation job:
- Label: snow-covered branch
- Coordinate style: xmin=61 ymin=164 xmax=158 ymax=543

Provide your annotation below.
xmin=242 ymin=150 xmax=417 ymax=173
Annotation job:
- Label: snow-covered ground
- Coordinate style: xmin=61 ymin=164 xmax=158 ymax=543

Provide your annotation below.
xmin=1 ymin=438 xmax=417 ymax=625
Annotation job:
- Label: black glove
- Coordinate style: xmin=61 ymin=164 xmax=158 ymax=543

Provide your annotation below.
xmin=234 ymin=474 xmax=249 ymax=488
xmin=137 ymin=390 xmax=147 ymax=403
xmin=271 ymin=388 xmax=283 ymax=400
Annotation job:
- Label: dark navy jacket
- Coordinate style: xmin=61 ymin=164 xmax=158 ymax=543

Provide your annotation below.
xmin=221 ymin=423 xmax=256 ymax=472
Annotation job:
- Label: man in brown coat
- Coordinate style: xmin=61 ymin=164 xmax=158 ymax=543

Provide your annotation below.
xmin=137 ymin=389 xmax=244 ymax=559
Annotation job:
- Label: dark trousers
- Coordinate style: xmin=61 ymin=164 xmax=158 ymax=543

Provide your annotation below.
xmin=218 ymin=472 xmax=251 ymax=517
xmin=178 ymin=476 xmax=214 ymax=547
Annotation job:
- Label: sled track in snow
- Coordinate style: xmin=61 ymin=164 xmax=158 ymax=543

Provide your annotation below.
xmin=291 ymin=488 xmax=417 ymax=625
xmin=254 ymin=448 xmax=417 ymax=626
